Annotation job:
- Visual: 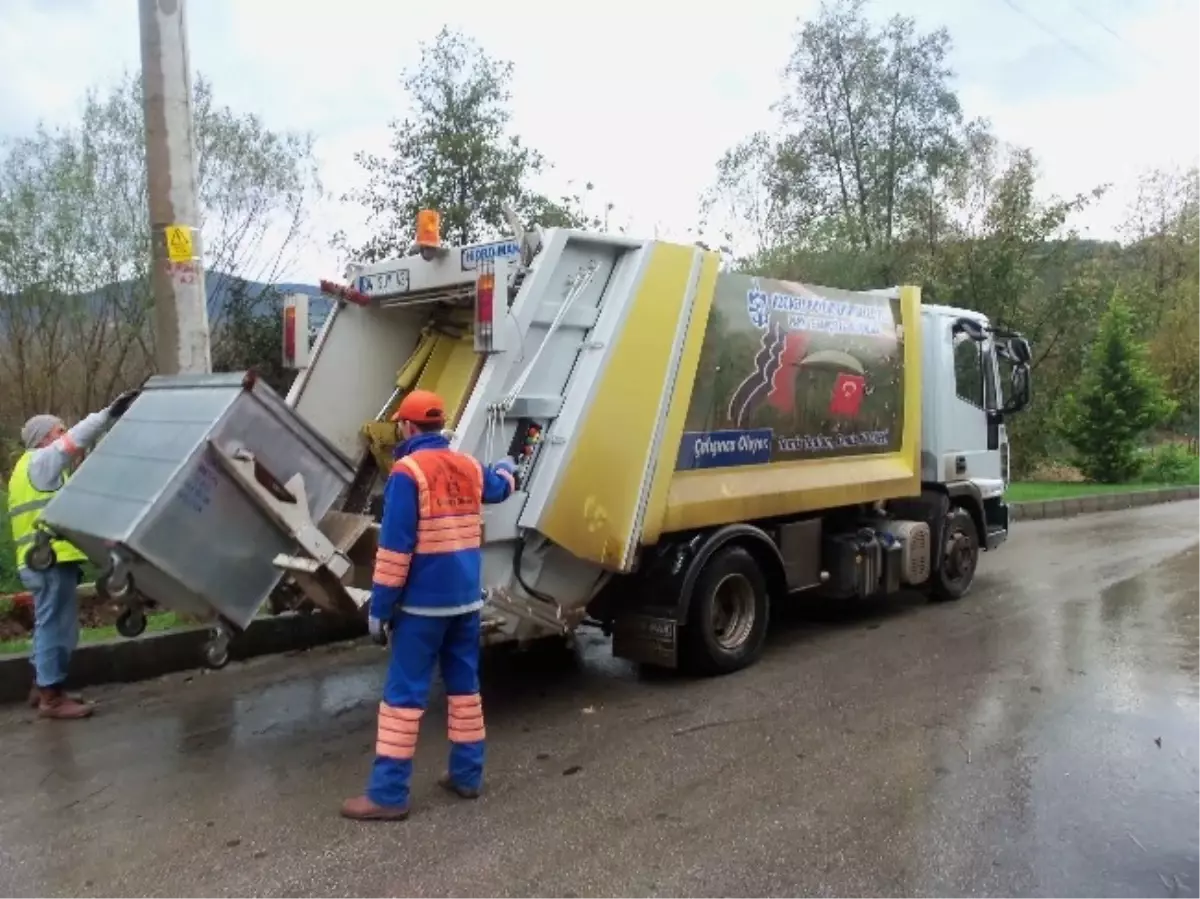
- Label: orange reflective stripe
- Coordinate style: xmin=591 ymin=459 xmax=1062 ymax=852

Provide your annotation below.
xmin=377 ymin=548 xmax=410 ymax=564
xmin=379 ymin=703 xmax=424 ymax=721
xmin=467 ymin=458 xmax=484 ymax=499
xmin=416 ymin=514 xmax=480 ymax=534
xmin=373 ymin=547 xmax=411 ymax=587
xmin=447 ymin=694 xmax=485 ymax=743
xmin=415 ymin=513 xmax=481 ymax=554
xmin=419 ymin=536 xmax=480 ymax=554
xmin=376 ymin=703 xmax=422 ymax=760
xmin=394 ymin=457 xmax=432 ymax=516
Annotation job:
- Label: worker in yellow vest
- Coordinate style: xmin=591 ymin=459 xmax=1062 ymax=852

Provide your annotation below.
xmin=7 ymin=390 xmax=139 ymax=719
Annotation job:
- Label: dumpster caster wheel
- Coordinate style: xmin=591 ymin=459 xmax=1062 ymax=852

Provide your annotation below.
xmin=116 ymin=607 xmax=147 ymax=638
xmin=24 ymin=539 xmax=56 ymax=573
xmin=97 ymin=568 xmax=133 ymax=601
xmin=203 ymin=633 xmax=231 ymax=670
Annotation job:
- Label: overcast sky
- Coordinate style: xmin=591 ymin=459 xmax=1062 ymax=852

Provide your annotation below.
xmin=1 ymin=0 xmax=1196 ymax=284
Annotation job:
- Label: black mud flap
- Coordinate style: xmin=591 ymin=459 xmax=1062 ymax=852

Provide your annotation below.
xmin=612 ymin=613 xmax=679 ymax=668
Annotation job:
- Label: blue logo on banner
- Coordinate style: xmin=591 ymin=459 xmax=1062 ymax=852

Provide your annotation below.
xmin=676 ymin=429 xmax=774 ymax=470
xmin=746 ymin=287 xmax=770 ymax=329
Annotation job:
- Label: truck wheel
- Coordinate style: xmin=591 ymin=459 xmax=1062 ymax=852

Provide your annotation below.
xmin=930 ymin=507 xmax=979 ymax=602
xmin=681 ymin=545 xmax=770 ymax=676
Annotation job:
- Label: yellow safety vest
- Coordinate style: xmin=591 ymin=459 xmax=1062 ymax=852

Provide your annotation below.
xmin=7 ymin=451 xmax=88 ymax=568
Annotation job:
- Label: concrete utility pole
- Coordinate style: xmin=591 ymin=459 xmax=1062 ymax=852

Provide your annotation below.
xmin=139 ymin=0 xmax=211 ymax=375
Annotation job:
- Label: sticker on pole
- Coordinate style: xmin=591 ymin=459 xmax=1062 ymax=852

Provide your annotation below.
xmin=165 ymin=225 xmax=193 ymax=262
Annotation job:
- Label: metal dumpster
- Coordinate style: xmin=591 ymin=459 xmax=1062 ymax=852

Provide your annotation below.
xmin=39 ymin=372 xmax=358 ymax=653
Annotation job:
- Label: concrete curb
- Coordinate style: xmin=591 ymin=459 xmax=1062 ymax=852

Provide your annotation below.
xmin=1010 ymin=485 xmax=1199 ymax=521
xmin=0 ymin=611 xmax=366 ymax=705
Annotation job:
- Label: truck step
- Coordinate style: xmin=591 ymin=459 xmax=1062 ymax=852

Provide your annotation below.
xmin=485 ymin=589 xmax=570 ymax=636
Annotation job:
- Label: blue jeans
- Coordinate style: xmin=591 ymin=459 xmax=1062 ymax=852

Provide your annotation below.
xmin=19 ymin=563 xmax=82 ymax=688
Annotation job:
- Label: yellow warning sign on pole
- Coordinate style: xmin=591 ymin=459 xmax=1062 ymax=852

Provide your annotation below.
xmin=165 ymin=225 xmax=193 ymax=262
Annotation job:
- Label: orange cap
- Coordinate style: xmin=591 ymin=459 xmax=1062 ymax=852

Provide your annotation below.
xmin=392 ymin=389 xmax=445 ymax=425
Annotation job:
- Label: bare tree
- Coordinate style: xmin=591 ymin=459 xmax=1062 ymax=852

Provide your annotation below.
xmin=0 ymin=72 xmax=321 ymax=438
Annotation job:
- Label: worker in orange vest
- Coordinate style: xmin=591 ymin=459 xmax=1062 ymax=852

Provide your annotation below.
xmin=341 ymin=389 xmax=516 ymax=821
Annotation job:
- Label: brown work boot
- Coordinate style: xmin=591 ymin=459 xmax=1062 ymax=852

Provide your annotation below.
xmin=340 ymin=795 xmax=409 ymax=821
xmin=438 ymin=774 xmax=480 ymax=800
xmin=37 ymin=687 xmax=93 ymax=720
xmin=28 ymin=685 xmax=86 ymax=709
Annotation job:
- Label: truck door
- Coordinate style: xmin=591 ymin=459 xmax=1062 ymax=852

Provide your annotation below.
xmin=949 ymin=323 xmax=1005 ymax=498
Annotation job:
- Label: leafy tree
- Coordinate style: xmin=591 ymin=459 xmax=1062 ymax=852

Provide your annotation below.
xmin=1121 ymin=166 xmax=1199 ymax=328
xmin=702 ymin=2 xmax=1198 ymax=478
xmin=700 ymin=131 xmax=793 ymax=256
xmin=772 ymin=0 xmax=968 ymax=279
xmin=0 ymin=73 xmax=319 ymax=436
xmin=524 ymin=181 xmax=616 ymax=231
xmin=1062 ymin=292 xmax=1174 ymax=482
xmin=1120 ymin=166 xmax=1198 ymax=430
xmin=703 ymin=6 xmax=1120 ymax=474
xmin=342 ymin=28 xmax=540 ymax=260
xmin=339 ymin=27 xmax=606 ymax=263
xmin=210 ymin=278 xmax=296 ymax=396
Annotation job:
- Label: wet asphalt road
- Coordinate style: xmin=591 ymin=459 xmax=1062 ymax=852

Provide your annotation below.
xmin=0 ymin=501 xmax=1197 ymax=898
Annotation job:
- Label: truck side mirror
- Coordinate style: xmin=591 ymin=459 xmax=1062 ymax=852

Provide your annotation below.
xmin=1002 ymin=365 xmax=1031 ymax=414
xmin=1007 ymin=336 xmax=1032 ymax=365
xmin=953 ymin=316 xmax=987 ymax=342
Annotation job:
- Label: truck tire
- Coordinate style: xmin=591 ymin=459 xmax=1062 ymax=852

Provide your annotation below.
xmin=681 ymin=545 xmax=770 ymax=676
xmin=929 ymin=507 xmax=979 ymax=602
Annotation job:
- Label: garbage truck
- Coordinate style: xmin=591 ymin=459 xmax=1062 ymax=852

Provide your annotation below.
xmin=33 ymin=209 xmax=1031 ymax=674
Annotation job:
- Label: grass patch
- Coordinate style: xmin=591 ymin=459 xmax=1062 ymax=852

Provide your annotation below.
xmin=1007 ymin=481 xmax=1191 ymax=503
xmin=0 ymin=611 xmax=194 ymax=655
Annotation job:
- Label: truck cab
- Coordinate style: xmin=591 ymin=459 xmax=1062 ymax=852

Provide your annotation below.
xmin=921 ymin=302 xmax=1032 ymax=550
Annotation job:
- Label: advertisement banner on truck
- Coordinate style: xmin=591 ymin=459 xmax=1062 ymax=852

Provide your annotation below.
xmin=675 ymin=275 xmax=905 ymax=471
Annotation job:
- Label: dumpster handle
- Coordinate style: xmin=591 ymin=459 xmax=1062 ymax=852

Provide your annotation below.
xmin=230 ymin=448 xmax=297 ymax=505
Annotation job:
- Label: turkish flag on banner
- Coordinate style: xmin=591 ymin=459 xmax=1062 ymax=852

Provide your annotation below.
xmin=829 ymin=372 xmax=866 ymax=417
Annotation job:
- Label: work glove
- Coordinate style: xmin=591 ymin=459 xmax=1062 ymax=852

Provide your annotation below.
xmin=109 ymin=389 xmax=141 ymax=419
xmin=494 ymin=456 xmax=518 ymax=489
xmin=368 ymin=614 xmax=389 ymax=647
